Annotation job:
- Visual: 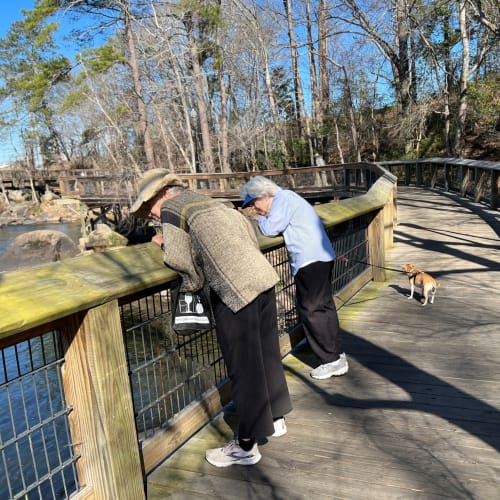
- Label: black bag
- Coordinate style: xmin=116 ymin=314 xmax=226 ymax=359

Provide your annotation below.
xmin=171 ymin=287 xmax=214 ymax=336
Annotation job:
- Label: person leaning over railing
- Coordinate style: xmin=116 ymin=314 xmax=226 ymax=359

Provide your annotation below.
xmin=130 ymin=169 xmax=292 ymax=468
xmin=240 ymin=175 xmax=349 ymax=380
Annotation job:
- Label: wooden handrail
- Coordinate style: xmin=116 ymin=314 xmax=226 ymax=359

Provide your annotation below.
xmin=379 ymin=158 xmax=499 ymax=210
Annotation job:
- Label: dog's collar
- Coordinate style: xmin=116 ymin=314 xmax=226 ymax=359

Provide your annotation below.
xmin=408 ymin=270 xmax=422 ymax=278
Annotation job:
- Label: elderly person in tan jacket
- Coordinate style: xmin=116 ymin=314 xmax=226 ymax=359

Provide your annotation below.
xmin=131 ymin=169 xmax=292 ymax=468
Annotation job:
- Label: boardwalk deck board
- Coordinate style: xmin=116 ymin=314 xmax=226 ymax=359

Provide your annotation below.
xmin=147 ymin=186 xmax=500 ymax=499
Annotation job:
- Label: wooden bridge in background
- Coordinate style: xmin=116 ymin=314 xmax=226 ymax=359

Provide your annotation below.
xmin=1 ymin=157 xmax=499 ymax=210
xmin=147 ymin=185 xmax=500 ymax=499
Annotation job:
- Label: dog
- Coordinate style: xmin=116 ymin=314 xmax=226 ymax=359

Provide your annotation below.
xmin=403 ymin=263 xmax=440 ymax=306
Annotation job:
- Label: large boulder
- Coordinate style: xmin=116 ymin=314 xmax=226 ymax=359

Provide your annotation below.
xmin=83 ymin=223 xmax=129 ymax=251
xmin=0 ymin=229 xmax=80 ymax=272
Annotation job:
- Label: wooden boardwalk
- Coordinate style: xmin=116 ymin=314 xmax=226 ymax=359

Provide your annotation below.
xmin=146 ymin=186 xmax=500 ymax=499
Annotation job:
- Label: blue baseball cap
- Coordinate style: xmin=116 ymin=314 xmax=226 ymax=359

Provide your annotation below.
xmin=242 ymin=194 xmax=257 ymax=208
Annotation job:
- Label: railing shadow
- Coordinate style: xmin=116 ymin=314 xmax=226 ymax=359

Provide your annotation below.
xmin=287 ymin=330 xmax=500 ymax=498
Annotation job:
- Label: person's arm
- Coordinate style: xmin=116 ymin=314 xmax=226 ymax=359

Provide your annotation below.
xmin=257 ymin=193 xmax=293 ymax=236
xmin=161 ymin=222 xmax=204 ymax=291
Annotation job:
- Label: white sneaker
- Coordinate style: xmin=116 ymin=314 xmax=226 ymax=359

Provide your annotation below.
xmin=271 ymin=417 xmax=287 ymax=437
xmin=310 ymin=353 xmax=348 ymax=380
xmin=205 ymin=440 xmax=261 ymax=467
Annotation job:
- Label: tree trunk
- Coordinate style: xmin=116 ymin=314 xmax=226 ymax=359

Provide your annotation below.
xmin=395 ymin=0 xmax=411 ymax=117
xmin=124 ymin=8 xmax=155 ymax=170
xmin=283 ymin=0 xmax=303 ymax=137
xmin=215 ymin=19 xmax=230 ymax=174
xmin=305 ymin=0 xmax=320 ymax=153
xmin=443 ymin=8 xmax=453 ymax=155
xmin=341 ymin=65 xmax=361 ymax=162
xmin=218 ymin=70 xmax=230 ymax=173
xmin=0 ymin=175 xmax=11 ymax=206
xmin=185 ymin=14 xmax=215 ymax=173
xmin=453 ymin=0 xmax=469 ymax=156
xmin=318 ymin=0 xmax=330 ymax=155
xmin=333 ymin=114 xmax=345 ymax=164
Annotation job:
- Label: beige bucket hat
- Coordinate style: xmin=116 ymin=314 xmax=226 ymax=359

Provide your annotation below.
xmin=130 ymin=168 xmax=185 ymax=218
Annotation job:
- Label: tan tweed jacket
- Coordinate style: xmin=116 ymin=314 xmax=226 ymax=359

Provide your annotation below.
xmin=160 ymin=191 xmax=279 ymax=313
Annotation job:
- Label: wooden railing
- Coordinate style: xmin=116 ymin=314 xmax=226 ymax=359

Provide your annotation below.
xmin=379 ymin=157 xmax=500 ymax=210
xmin=56 ymin=163 xmax=379 ymax=207
xmin=0 ymin=163 xmax=397 ymax=499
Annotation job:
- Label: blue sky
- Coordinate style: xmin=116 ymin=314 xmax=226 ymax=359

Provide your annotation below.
xmin=0 ymin=2 xmax=109 ymax=166
xmin=0 ymin=2 xmax=37 ymax=166
xmin=0 ymin=2 xmax=36 ymax=38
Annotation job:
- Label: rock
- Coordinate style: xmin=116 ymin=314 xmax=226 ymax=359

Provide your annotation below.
xmin=8 ymin=190 xmax=28 ymax=203
xmin=41 ymin=190 xmax=58 ymax=203
xmin=84 ymin=223 xmax=129 ymax=251
xmin=0 ymin=229 xmax=81 ymax=272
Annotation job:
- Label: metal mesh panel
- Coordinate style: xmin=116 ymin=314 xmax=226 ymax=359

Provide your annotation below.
xmin=264 ymin=245 xmax=298 ymax=335
xmin=121 ymin=288 xmax=226 ymax=439
xmin=329 ymin=218 xmax=369 ymax=293
xmin=0 ymin=332 xmax=79 ymax=500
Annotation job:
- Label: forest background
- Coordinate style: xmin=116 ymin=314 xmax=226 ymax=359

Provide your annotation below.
xmin=0 ymin=0 xmax=498 ymax=182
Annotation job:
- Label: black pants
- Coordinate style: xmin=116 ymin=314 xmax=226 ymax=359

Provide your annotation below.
xmin=211 ymin=287 xmax=292 ymax=440
xmin=295 ymin=261 xmax=342 ymax=364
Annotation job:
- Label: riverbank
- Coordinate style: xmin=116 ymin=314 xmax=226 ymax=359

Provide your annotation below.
xmin=0 ymin=197 xmax=83 ymax=227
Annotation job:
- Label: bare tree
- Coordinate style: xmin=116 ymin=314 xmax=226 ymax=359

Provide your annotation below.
xmin=335 ymin=0 xmax=415 ymax=120
xmin=453 ymin=0 xmax=493 ymax=155
xmin=123 ymin=4 xmax=155 ymax=169
xmin=318 ymin=0 xmax=330 ymax=155
xmin=466 ymin=0 xmax=499 ymax=34
xmin=182 ymin=8 xmax=216 ymax=173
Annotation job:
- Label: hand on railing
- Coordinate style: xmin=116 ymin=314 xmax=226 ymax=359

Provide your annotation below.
xmin=152 ymin=233 xmax=163 ymax=249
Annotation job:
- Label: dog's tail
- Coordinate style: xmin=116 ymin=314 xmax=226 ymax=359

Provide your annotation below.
xmin=435 ymin=281 xmax=441 ymax=289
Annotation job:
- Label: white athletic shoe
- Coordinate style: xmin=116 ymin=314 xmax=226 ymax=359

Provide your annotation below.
xmin=310 ymin=353 xmax=349 ymax=380
xmin=205 ymin=440 xmax=261 ymax=467
xmin=271 ymin=417 xmax=287 ymax=437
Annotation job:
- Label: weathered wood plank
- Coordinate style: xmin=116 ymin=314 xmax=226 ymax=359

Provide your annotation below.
xmin=63 ymin=300 xmax=145 ymax=499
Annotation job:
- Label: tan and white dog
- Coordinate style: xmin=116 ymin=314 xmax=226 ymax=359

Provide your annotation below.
xmin=403 ymin=263 xmax=440 ymax=306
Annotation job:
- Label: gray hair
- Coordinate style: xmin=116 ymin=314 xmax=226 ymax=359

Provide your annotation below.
xmin=239 ymin=175 xmax=281 ymax=200
xmin=166 ymin=185 xmax=185 ymax=195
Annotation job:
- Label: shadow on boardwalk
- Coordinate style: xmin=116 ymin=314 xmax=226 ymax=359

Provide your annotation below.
xmin=292 ymin=329 xmax=500 ymax=452
xmin=147 ymin=186 xmax=500 ymax=499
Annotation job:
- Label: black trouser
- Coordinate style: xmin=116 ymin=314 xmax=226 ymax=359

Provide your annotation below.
xmin=294 ymin=260 xmax=342 ymax=364
xmin=211 ymin=287 xmax=292 ymax=440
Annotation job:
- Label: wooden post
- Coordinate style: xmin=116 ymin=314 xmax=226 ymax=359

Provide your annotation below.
xmin=491 ymin=170 xmax=499 ymax=210
xmin=475 ymin=168 xmax=488 ymax=203
xmin=430 ymin=165 xmax=437 ymax=188
xmin=383 ymin=185 xmax=396 ymax=249
xmin=62 ymin=301 xmax=145 ymax=500
xmin=460 ymin=166 xmax=468 ymax=197
xmin=344 ymin=168 xmax=350 ymax=191
xmin=415 ymin=164 xmax=422 ymax=186
xmin=368 ymin=208 xmax=385 ymax=282
xmin=405 ymin=165 xmax=410 ymax=185
xmin=444 ymin=164 xmax=451 ymax=191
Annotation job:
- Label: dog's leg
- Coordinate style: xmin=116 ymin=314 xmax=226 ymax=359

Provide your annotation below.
xmin=421 ymin=285 xmax=430 ymax=306
xmin=408 ymin=281 xmax=414 ymax=299
xmin=429 ymin=286 xmax=436 ymax=304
